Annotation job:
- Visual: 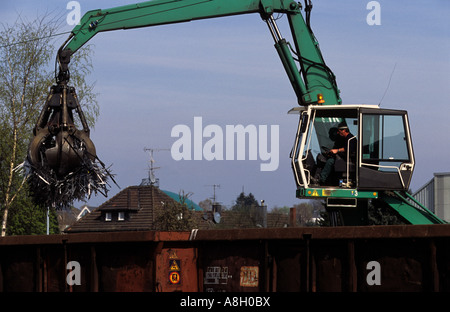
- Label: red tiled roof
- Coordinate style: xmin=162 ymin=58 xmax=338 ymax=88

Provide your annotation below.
xmin=66 ymin=185 xmax=178 ymax=233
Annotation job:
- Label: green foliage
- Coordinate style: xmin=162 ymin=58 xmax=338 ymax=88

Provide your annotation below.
xmin=231 ymin=192 xmax=259 ymax=212
xmin=154 ymin=191 xmax=198 ymax=231
xmin=5 ymin=185 xmax=59 ymax=235
xmin=228 ymin=192 xmax=267 ymax=228
xmin=7 ymin=204 xmax=59 ymax=236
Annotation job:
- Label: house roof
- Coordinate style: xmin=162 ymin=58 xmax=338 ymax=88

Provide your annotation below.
xmin=66 ymin=185 xmax=185 ymax=233
xmin=197 ymin=210 xmax=290 ymax=229
xmin=65 ymin=185 xmax=292 ymax=233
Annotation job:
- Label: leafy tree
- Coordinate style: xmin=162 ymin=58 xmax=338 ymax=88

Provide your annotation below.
xmin=0 ymin=14 xmax=98 ymax=236
xmin=7 ymin=189 xmax=60 ymax=235
xmin=230 ymin=192 xmax=266 ymax=228
xmin=232 ymin=192 xmax=259 ymax=212
xmin=154 ymin=191 xmax=198 ymax=231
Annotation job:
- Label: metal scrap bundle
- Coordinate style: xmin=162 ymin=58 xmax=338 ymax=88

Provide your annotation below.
xmin=25 ymin=149 xmax=117 ymax=209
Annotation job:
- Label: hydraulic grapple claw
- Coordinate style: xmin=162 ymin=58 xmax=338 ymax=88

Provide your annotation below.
xmin=26 ymin=83 xmax=116 ymax=208
xmin=27 ymin=83 xmax=96 ymax=177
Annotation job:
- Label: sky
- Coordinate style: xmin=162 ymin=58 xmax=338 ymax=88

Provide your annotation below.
xmin=1 ymin=0 xmax=449 ymax=210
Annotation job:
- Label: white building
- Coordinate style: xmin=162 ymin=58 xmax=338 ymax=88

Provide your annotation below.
xmin=413 ymin=173 xmax=450 ymax=222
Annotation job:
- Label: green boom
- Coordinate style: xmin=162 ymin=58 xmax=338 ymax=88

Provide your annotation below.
xmin=59 ymin=0 xmax=341 ymax=106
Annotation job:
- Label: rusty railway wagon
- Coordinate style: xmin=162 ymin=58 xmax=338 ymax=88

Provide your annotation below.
xmin=1 ymin=225 xmax=450 ymax=292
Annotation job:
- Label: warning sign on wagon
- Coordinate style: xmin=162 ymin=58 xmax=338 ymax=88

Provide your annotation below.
xmin=168 ymin=259 xmax=181 ymax=285
xmin=169 ymin=271 xmax=181 ymax=284
xmin=240 ymin=266 xmax=259 ymax=287
xmin=169 ymin=260 xmax=181 ymax=271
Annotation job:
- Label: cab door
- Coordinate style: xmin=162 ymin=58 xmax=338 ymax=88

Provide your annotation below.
xmin=358 ymin=108 xmax=415 ymax=190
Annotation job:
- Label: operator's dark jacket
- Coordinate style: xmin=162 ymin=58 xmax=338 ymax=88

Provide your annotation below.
xmin=334 ymin=132 xmax=356 ymax=162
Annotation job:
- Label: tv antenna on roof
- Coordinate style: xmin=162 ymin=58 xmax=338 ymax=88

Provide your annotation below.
xmin=142 ymin=147 xmax=169 ymax=186
xmin=205 ymin=184 xmax=221 ymax=223
xmin=205 ymin=184 xmax=220 ymax=204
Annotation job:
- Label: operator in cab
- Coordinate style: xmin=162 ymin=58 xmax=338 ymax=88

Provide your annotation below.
xmin=318 ymin=121 xmax=356 ymax=185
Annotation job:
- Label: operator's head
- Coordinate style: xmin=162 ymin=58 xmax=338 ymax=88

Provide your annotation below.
xmin=337 ymin=122 xmax=349 ymax=136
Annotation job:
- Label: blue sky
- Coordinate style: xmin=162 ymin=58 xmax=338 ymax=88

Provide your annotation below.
xmin=2 ymin=0 xmax=449 ymax=209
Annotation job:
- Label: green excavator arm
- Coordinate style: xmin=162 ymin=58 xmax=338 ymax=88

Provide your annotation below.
xmin=57 ymin=0 xmax=341 ymax=106
xmin=35 ymin=0 xmax=445 ymax=225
